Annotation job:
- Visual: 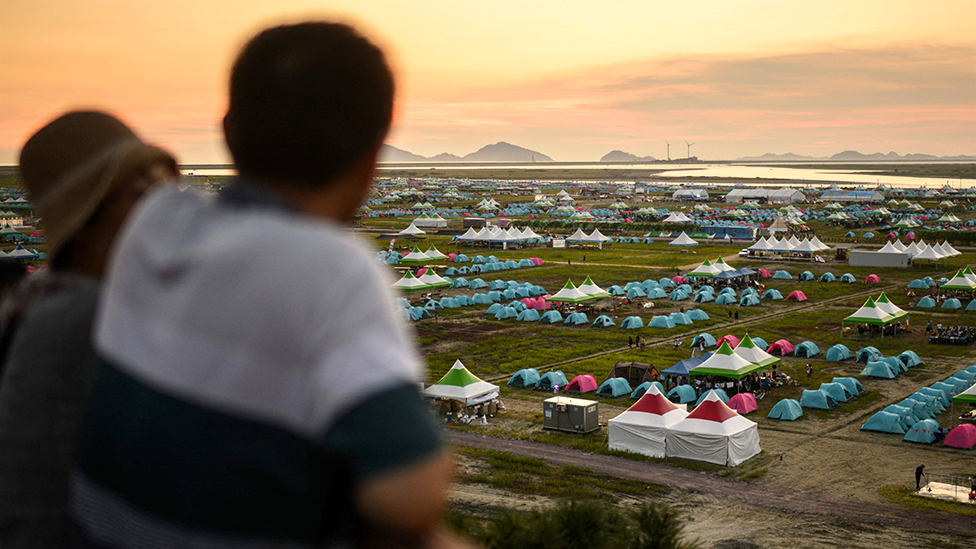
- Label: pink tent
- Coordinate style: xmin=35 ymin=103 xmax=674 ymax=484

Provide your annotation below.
xmin=533 ymin=297 xmax=552 ymax=311
xmin=943 ymin=423 xmax=976 ymax=449
xmin=758 ymin=269 xmax=772 ymax=278
xmin=716 ymin=334 xmax=740 ymax=348
xmin=905 ymin=233 xmax=915 ymax=240
xmin=417 ymin=268 xmax=428 ymax=276
xmin=447 ymin=253 xmax=457 ymax=261
xmin=767 ymin=339 xmax=795 ymax=356
xmin=727 ymin=393 xmax=758 ymax=414
xmin=672 ymin=276 xmax=688 ymax=284
xmin=886 ymin=233 xmax=897 ymax=239
xmin=565 ymin=374 xmax=599 ymax=393
xmin=530 ymin=257 xmax=545 ymax=266
xmin=521 ymin=297 xmax=537 ymax=308
xmin=786 ymin=290 xmax=807 ymax=301
xmin=865 ymin=274 xmax=880 ymax=284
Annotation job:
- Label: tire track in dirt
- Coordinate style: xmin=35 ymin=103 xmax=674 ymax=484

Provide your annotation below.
xmin=451 ymin=431 xmax=976 ymax=535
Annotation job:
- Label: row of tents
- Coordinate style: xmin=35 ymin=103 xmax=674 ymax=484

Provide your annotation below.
xmin=861 ymin=365 xmax=976 ymax=448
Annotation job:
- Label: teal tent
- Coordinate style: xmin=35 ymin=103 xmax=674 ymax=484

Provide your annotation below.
xmin=669 ymin=312 xmax=693 ymax=325
xmin=630 ymin=381 xmax=665 ymax=400
xmin=596 ymin=377 xmax=632 ymax=398
xmin=508 ymin=368 xmax=540 ymax=387
xmin=494 ymin=306 xmax=518 ymax=320
xmin=667 ymin=384 xmax=697 ymax=404
xmin=883 ymin=405 xmax=917 ymax=429
xmin=539 ymin=310 xmax=563 ymax=324
xmin=861 ymin=411 xmax=906 ymax=434
xmin=773 ymin=270 xmax=792 ymax=279
xmin=485 ymin=303 xmax=503 ymax=315
xmin=762 ymin=289 xmax=783 ymax=300
xmin=832 ymin=377 xmax=864 ymax=396
xmin=819 ymin=272 xmax=836 ymax=282
xmin=694 ymin=292 xmax=715 ymax=303
xmin=799 ymin=271 xmax=814 ymax=281
xmin=739 ymin=294 xmax=761 ymax=306
xmin=967 ymin=300 xmax=976 ymax=311
xmin=620 ymin=316 xmax=644 ymax=329
xmin=906 ymin=279 xmax=929 ymax=289
xmin=941 ymin=298 xmax=962 ymax=310
xmin=687 ymin=309 xmax=710 ymax=321
xmin=917 ymin=387 xmax=949 ymax=407
xmin=897 ymin=350 xmax=922 ymax=368
xmin=628 ymin=287 xmax=647 ymax=298
xmin=563 ymin=312 xmax=588 ymax=326
xmin=536 ymin=371 xmax=568 ymax=390
xmin=649 ymin=315 xmax=676 ymax=328
xmin=648 ymin=288 xmax=668 ymax=299
xmin=800 ymin=389 xmax=838 ymax=409
xmin=856 ymin=347 xmax=883 ymax=363
xmin=903 ymin=419 xmax=939 ymax=444
xmin=592 ymin=315 xmax=615 ymax=328
xmin=819 ymin=382 xmax=850 ymax=403
xmin=750 ymin=337 xmax=769 ymax=350
xmin=715 ymin=294 xmax=737 ymax=305
xmin=768 ymin=399 xmax=803 ymax=421
xmin=439 ymin=297 xmax=460 ymax=308
xmin=794 ymin=341 xmax=820 ymax=358
xmin=840 ymin=273 xmax=856 ymax=283
xmin=825 ymin=344 xmax=852 ymax=361
xmin=691 ymin=333 xmax=716 ymax=348
xmin=695 ymin=388 xmax=729 ymax=405
xmin=916 ymin=296 xmax=936 ymax=308
xmin=861 ymin=360 xmax=896 ymax=378
xmin=900 ymin=398 xmax=934 ymax=421
xmin=517 ymin=309 xmax=541 ymax=322
xmin=670 ymin=289 xmax=689 ymax=301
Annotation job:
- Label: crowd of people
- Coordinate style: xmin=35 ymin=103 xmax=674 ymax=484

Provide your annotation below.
xmin=928 ymin=324 xmax=976 ymax=345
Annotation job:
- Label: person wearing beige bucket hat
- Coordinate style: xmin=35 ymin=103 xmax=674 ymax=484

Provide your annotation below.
xmin=0 ymin=111 xmax=178 ymax=548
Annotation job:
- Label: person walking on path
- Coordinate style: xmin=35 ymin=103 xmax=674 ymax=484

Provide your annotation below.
xmin=806 ymin=363 xmax=813 ymax=379
xmin=916 ymin=464 xmax=925 ymax=491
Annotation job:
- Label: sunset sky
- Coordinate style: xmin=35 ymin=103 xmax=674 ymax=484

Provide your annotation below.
xmin=2 ymin=0 xmax=974 ymax=164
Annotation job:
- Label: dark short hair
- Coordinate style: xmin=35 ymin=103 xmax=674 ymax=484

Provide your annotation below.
xmin=225 ymin=22 xmax=394 ymax=186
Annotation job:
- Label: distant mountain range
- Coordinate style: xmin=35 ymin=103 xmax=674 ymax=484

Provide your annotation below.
xmin=379 ymin=141 xmax=552 ymax=162
xmin=378 ymin=143 xmax=974 ymax=163
xmin=737 ymin=150 xmax=976 ymax=161
xmin=600 ymin=150 xmax=657 ymax=162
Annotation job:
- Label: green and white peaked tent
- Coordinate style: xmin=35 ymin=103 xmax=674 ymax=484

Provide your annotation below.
xmin=941 ymin=271 xmax=976 ymax=291
xmin=424 ymin=245 xmax=448 ymax=259
xmin=577 ymin=276 xmax=611 ymax=299
xmin=874 ymin=293 xmax=908 ymax=320
xmin=952 ymin=384 xmax=976 ymax=404
xmin=713 ymin=257 xmax=736 ymax=272
xmin=399 ymin=247 xmax=431 ymax=264
xmin=962 ymin=266 xmax=976 ymax=284
xmin=733 ymin=334 xmax=781 ymax=368
xmin=843 ymin=297 xmax=895 ymax=326
xmin=548 ymin=280 xmax=592 ymax=304
xmin=418 ymin=270 xmax=451 ymax=289
xmin=686 ymin=259 xmax=721 ymax=278
xmin=690 ymin=341 xmax=765 ymax=379
xmin=391 ymin=271 xmax=430 ymax=291
xmin=422 ymin=360 xmax=499 ymax=404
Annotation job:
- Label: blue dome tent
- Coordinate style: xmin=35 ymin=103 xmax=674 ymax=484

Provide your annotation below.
xmin=620 ymin=316 xmax=644 ymax=329
xmin=649 ymin=315 xmax=676 ymax=328
xmin=825 ymin=344 xmax=852 ymax=361
xmin=800 ymin=389 xmax=838 ymax=409
xmin=596 ymin=377 xmax=632 ymax=398
xmin=536 ymin=371 xmax=568 ymax=391
xmin=667 ymin=384 xmax=697 ymax=404
xmin=903 ymin=419 xmax=939 ymax=444
xmin=794 ymin=341 xmax=821 ymax=358
xmin=592 ymin=315 xmax=615 ymax=328
xmin=819 ymin=272 xmax=836 ymax=282
xmin=861 ymin=411 xmax=906 ymax=434
xmin=508 ymin=368 xmax=540 ymax=387
xmin=768 ymin=399 xmax=803 ymax=421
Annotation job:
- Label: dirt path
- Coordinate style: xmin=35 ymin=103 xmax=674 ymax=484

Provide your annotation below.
xmin=451 ymin=431 xmax=976 ymax=535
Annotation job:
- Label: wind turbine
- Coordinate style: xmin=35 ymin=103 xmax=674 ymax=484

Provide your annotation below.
xmin=685 ymin=141 xmax=696 ymax=159
xmin=666 ymin=141 xmax=670 ymax=161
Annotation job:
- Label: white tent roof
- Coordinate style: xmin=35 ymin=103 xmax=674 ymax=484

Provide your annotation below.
xmin=565 ymin=228 xmax=588 ymax=242
xmin=891 ymin=240 xmax=907 ymax=252
xmin=748 ymin=236 xmax=772 ymax=252
xmin=687 ymin=260 xmax=722 ymax=277
xmin=547 ymin=280 xmax=592 ymax=303
xmin=669 ymin=232 xmax=698 ymax=246
xmin=665 ymin=391 xmax=761 ymax=466
xmin=810 ymin=236 xmax=830 ymax=251
xmin=608 ymin=386 xmax=688 ymax=458
xmin=398 ymin=222 xmax=426 ymax=235
xmin=456 ymin=228 xmax=479 ymax=241
xmin=391 ymin=271 xmax=430 ymax=290
xmin=913 ymin=244 xmax=944 ymax=261
xmin=577 ymin=276 xmax=611 ymax=299
xmin=586 ymin=228 xmax=612 ymax=242
xmin=877 ymin=241 xmax=898 ymax=253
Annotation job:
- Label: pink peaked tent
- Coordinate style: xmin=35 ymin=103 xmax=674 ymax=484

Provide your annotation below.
xmin=767 ymin=339 xmax=795 ymax=356
xmin=727 ymin=393 xmax=758 ymax=414
xmin=786 ymin=290 xmax=807 ymax=301
xmin=943 ymin=423 xmax=976 ymax=449
xmin=532 ymin=297 xmax=552 ymax=311
xmin=716 ymin=334 xmax=740 ymax=349
xmin=529 ymin=257 xmax=544 ymax=266
xmin=865 ymin=274 xmax=881 ymax=284
xmin=608 ymin=386 xmax=688 ymax=458
xmin=672 ymin=275 xmax=688 ymax=284
xmin=758 ymin=269 xmax=772 ymax=278
xmin=565 ymin=374 xmax=599 ymax=394
xmin=447 ymin=253 xmax=457 ymax=261
xmin=665 ymin=390 xmax=761 ymax=466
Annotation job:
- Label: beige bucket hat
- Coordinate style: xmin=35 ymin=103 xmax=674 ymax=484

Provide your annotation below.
xmin=18 ymin=111 xmax=176 ymax=260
